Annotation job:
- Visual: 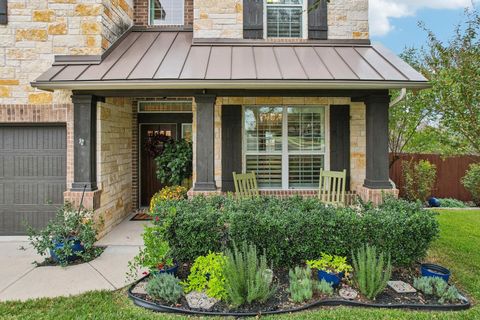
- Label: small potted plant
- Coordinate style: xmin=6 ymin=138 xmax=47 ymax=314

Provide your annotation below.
xmin=128 ymin=225 xmax=178 ymax=280
xmin=26 ymin=202 xmax=99 ymax=266
xmin=307 ymin=253 xmax=352 ymax=287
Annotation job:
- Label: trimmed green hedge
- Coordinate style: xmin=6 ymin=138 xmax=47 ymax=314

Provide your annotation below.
xmin=152 ymin=196 xmax=439 ymax=268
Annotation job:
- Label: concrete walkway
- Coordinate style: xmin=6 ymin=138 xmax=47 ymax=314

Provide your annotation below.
xmin=0 ymin=214 xmax=149 ymax=302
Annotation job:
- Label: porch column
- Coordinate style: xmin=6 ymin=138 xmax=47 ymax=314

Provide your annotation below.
xmin=71 ymin=94 xmax=101 ymax=191
xmin=364 ymin=93 xmax=393 ymax=189
xmin=193 ymin=95 xmax=217 ymax=191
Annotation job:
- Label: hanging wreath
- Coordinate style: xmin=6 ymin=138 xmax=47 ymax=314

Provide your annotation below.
xmin=144 ymin=132 xmax=171 ymax=158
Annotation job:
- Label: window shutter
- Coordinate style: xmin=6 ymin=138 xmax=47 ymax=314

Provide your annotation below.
xmin=0 ymin=0 xmax=7 ymax=25
xmin=308 ymin=0 xmax=328 ymax=40
xmin=330 ymin=105 xmax=350 ymax=190
xmin=243 ymin=0 xmax=263 ymax=39
xmin=221 ymin=105 xmax=242 ymax=192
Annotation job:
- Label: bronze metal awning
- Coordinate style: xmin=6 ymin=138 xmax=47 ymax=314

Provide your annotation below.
xmin=32 ymin=29 xmax=429 ymax=91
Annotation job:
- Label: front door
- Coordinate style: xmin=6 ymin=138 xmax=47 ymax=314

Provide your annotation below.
xmin=140 ymin=124 xmax=177 ymax=207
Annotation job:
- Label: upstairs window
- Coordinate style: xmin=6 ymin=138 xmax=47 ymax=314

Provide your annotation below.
xmin=149 ymin=0 xmax=184 ymax=26
xmin=265 ymin=0 xmax=306 ymax=38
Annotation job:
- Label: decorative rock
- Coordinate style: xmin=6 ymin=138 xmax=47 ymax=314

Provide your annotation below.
xmin=131 ymin=281 xmax=147 ymax=295
xmin=185 ymin=291 xmax=218 ymax=310
xmin=339 ymin=287 xmax=358 ymax=300
xmin=388 ymin=281 xmax=417 ymax=294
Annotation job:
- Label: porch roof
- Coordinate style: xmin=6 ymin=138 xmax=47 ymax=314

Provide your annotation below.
xmin=32 ymin=29 xmax=429 ymax=91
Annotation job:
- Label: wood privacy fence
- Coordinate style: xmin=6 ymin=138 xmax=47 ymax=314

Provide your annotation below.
xmin=389 ymin=153 xmax=480 ymax=201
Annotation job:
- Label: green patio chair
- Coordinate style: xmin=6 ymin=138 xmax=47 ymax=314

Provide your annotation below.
xmin=318 ymin=169 xmax=347 ymax=205
xmin=233 ymin=171 xmax=259 ymax=198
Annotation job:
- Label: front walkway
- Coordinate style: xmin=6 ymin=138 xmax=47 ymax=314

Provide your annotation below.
xmin=0 ymin=214 xmax=148 ymax=302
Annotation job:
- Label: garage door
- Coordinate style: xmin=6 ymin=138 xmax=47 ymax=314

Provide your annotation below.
xmin=0 ymin=126 xmax=66 ymax=235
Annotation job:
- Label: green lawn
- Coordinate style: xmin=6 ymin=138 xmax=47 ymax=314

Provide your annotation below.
xmin=1 ymin=210 xmax=479 ymax=320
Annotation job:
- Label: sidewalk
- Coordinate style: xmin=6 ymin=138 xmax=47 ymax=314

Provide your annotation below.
xmin=0 ymin=214 xmax=148 ymax=302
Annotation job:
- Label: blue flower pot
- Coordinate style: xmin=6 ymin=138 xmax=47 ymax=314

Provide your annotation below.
xmin=428 ymin=197 xmax=441 ymax=208
xmin=318 ymin=270 xmax=344 ymax=287
xmin=151 ymin=263 xmax=179 ymax=276
xmin=421 ymin=263 xmax=451 ymax=282
xmin=49 ymin=238 xmax=85 ymax=263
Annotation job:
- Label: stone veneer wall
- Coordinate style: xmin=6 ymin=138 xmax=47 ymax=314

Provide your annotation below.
xmin=193 ymin=0 xmax=368 ymax=40
xmin=95 ymin=97 xmax=133 ymax=236
xmin=133 ymin=0 xmax=194 ymax=27
xmin=0 ymin=0 xmax=133 ymax=105
xmin=191 ymin=96 xmax=366 ymax=192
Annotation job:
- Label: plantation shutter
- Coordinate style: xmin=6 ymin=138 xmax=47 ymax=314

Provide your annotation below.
xmin=221 ymin=105 xmax=242 ymax=192
xmin=330 ymin=105 xmax=350 ymax=190
xmin=308 ymin=0 xmax=328 ymax=40
xmin=0 ymin=0 xmax=7 ymax=25
xmin=243 ymin=0 xmax=263 ymax=39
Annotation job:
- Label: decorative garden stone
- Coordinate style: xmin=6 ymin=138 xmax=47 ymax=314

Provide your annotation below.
xmin=339 ymin=287 xmax=358 ymax=300
xmin=185 ymin=291 xmax=218 ymax=310
xmin=388 ymin=281 xmax=417 ymax=293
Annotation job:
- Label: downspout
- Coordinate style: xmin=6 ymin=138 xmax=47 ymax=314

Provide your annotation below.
xmin=388 ymin=88 xmax=407 ymax=189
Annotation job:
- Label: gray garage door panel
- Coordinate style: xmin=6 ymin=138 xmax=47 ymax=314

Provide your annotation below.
xmin=0 ymin=126 xmax=66 ymax=235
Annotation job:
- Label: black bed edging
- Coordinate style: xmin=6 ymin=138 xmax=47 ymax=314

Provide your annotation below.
xmin=128 ymin=277 xmax=471 ymax=316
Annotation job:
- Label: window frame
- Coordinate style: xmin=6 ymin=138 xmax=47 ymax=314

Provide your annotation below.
xmin=242 ymin=105 xmax=330 ymax=190
xmin=149 ymin=0 xmax=185 ymax=26
xmin=263 ymin=0 xmax=308 ymax=40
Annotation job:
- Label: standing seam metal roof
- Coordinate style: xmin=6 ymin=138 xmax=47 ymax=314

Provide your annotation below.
xmin=33 ymin=30 xmax=429 ymax=89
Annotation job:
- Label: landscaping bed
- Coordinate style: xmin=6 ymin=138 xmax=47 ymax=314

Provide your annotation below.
xmin=128 ymin=267 xmax=470 ymax=316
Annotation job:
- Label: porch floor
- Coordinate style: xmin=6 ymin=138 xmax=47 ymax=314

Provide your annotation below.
xmin=0 ymin=213 xmax=148 ymax=302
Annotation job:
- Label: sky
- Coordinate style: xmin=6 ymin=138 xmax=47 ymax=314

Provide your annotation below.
xmin=369 ymin=0 xmax=477 ymax=54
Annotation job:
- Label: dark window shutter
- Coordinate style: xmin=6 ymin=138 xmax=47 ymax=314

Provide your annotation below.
xmin=243 ymin=0 xmax=263 ymax=39
xmin=330 ymin=105 xmax=350 ymax=190
xmin=308 ymin=0 xmax=328 ymax=40
xmin=0 ymin=0 xmax=7 ymax=25
xmin=221 ymin=105 xmax=242 ymax=192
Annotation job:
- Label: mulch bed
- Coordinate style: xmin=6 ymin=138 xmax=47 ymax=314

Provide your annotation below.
xmin=128 ymin=264 xmax=471 ymax=316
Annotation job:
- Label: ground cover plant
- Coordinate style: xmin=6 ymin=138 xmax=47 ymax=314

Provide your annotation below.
xmin=1 ymin=209 xmax=478 ymax=319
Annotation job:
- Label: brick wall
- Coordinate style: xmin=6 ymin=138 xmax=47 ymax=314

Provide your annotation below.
xmin=0 ymin=0 xmax=133 ymax=105
xmin=133 ymin=0 xmax=194 ymax=27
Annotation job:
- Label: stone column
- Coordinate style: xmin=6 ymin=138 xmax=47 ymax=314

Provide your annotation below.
xmin=364 ymin=93 xmax=393 ymax=189
xmin=193 ymin=95 xmax=217 ymax=191
xmin=71 ymin=94 xmax=101 ymax=192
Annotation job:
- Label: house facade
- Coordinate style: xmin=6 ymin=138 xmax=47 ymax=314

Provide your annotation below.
xmin=0 ymin=0 xmax=428 ymax=236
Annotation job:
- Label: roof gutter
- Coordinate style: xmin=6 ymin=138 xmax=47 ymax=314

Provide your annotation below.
xmin=31 ymin=80 xmax=431 ymax=92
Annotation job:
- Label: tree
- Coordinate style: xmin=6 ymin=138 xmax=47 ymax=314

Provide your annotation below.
xmin=421 ymin=7 xmax=480 ymax=154
xmin=388 ymin=48 xmax=436 ymax=167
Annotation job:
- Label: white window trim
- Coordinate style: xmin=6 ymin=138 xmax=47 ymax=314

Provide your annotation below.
xmin=242 ymin=105 xmax=330 ymax=190
xmin=263 ymin=0 xmax=308 ymax=40
xmin=149 ymin=0 xmax=185 ymax=26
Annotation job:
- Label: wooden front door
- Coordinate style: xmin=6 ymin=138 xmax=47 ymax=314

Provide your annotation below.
xmin=140 ymin=124 xmax=177 ymax=207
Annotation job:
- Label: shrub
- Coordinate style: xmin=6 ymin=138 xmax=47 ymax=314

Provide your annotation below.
xmin=183 ymin=252 xmax=227 ymax=300
xmin=439 ymin=198 xmax=467 ymax=208
xmin=306 ymin=253 xmax=352 ymax=274
xmin=155 ymin=139 xmax=192 ymax=186
xmin=146 ymin=273 xmax=183 ymax=304
xmin=462 ymin=163 xmax=480 ymax=206
xmin=315 ymin=279 xmax=334 ymax=296
xmin=223 ymin=243 xmax=275 ymax=307
xmin=413 ymin=277 xmax=460 ymax=304
xmin=402 ymin=159 xmax=437 ymax=202
xmin=149 ymin=186 xmax=188 ymax=213
xmin=288 ymin=267 xmax=314 ymax=303
xmin=352 ymin=245 xmax=392 ymax=300
xmin=156 ymin=196 xmax=439 ymax=268
xmin=26 ymin=203 xmax=99 ymax=266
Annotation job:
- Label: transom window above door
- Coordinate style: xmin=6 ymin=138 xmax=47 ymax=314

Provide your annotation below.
xmin=243 ymin=105 xmax=328 ymax=189
xmin=150 ymin=0 xmax=184 ymax=26
xmin=266 ymin=0 xmax=306 ymax=38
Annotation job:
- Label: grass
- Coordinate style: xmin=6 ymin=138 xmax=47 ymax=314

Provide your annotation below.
xmin=0 ymin=209 xmax=479 ymax=320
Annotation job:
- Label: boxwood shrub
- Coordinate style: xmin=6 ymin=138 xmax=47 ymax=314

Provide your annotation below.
xmin=151 ymin=195 xmax=439 ymax=267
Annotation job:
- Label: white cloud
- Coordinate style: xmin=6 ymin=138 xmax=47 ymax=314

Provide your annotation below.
xmin=369 ymin=0 xmax=476 ymax=37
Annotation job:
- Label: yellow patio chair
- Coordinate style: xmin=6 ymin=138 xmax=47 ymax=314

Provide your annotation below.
xmin=318 ymin=169 xmax=347 ymax=205
xmin=232 ymin=171 xmax=259 ymax=198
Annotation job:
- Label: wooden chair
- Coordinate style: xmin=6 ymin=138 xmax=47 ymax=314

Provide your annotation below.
xmin=233 ymin=172 xmax=259 ymax=198
xmin=318 ymin=169 xmax=347 ymax=205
